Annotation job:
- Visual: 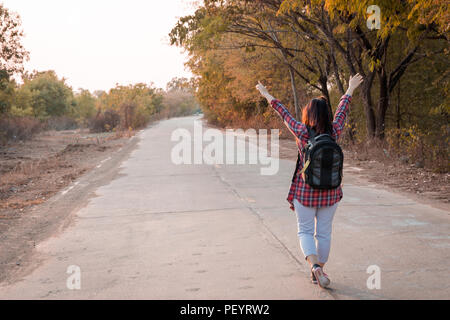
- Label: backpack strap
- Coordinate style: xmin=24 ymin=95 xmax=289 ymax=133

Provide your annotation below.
xmin=291 ymin=152 xmax=310 ymax=183
xmin=292 ymin=125 xmax=316 ymax=183
xmin=292 ymin=152 xmax=301 ymax=183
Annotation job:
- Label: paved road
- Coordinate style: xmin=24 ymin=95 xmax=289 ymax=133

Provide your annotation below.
xmin=0 ymin=116 xmax=449 ymax=299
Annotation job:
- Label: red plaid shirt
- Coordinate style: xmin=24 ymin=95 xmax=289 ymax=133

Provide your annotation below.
xmin=270 ymin=94 xmax=352 ymax=211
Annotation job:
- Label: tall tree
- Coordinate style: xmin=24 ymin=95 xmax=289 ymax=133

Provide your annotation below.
xmin=171 ymin=0 xmax=448 ymax=139
xmin=0 ymin=4 xmax=29 ymax=75
xmin=20 ymin=71 xmax=74 ymax=118
xmin=0 ymin=4 xmax=28 ymax=115
xmin=278 ymin=0 xmax=449 ymax=138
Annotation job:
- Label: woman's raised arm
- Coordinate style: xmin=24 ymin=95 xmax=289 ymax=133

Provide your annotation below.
xmin=256 ymin=82 xmax=308 ymax=140
xmin=332 ymin=74 xmax=363 ymax=139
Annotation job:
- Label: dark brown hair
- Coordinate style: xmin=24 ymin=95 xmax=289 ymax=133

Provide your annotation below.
xmin=301 ymin=96 xmax=333 ymax=134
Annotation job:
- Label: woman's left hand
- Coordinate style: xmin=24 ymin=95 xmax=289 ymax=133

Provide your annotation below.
xmin=346 ymin=73 xmax=364 ymax=96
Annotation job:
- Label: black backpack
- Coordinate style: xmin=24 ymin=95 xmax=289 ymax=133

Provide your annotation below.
xmin=292 ymin=126 xmax=344 ymax=189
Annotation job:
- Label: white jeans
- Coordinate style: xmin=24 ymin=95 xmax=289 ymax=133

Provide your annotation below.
xmin=293 ymin=199 xmax=338 ymax=264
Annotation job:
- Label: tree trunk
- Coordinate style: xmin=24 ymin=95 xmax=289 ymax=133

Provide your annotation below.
xmin=361 ymin=74 xmax=376 ymax=139
xmin=395 ymin=79 xmax=401 ymax=149
xmin=287 ymin=65 xmax=301 ymax=120
xmin=376 ymin=69 xmax=389 ymax=139
xmin=264 ymin=19 xmax=301 ymax=120
xmin=331 ymin=59 xmax=355 ymax=142
xmin=396 ymin=79 xmax=401 ymax=130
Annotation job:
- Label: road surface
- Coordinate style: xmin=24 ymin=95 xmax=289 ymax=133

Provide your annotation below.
xmin=0 ymin=116 xmax=449 ymax=299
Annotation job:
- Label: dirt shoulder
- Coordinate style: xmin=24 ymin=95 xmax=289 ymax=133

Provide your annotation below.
xmin=0 ymin=128 xmax=141 ymax=284
xmin=277 ymin=137 xmax=450 ymax=212
xmin=0 ymin=129 xmax=132 ymax=221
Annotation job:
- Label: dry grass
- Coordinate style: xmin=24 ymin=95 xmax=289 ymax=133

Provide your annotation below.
xmin=0 ymin=128 xmax=129 ymax=217
xmin=0 ymin=116 xmax=43 ymax=145
xmin=338 ymin=140 xmax=449 ymax=206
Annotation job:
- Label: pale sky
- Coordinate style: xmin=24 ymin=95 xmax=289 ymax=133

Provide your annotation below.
xmin=2 ymin=0 xmax=196 ymax=92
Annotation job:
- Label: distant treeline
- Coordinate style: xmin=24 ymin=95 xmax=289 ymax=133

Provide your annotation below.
xmin=0 ymin=70 xmax=199 ymax=143
xmin=0 ymin=4 xmax=199 ymax=144
xmin=169 ymin=0 xmax=449 ymax=172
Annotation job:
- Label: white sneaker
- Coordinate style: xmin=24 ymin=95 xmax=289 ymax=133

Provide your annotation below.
xmin=312 ymin=265 xmax=330 ymax=288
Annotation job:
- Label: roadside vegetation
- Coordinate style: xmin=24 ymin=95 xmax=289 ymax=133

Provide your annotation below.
xmin=169 ymin=0 xmax=449 ymax=173
xmin=0 ymin=4 xmax=199 ymax=145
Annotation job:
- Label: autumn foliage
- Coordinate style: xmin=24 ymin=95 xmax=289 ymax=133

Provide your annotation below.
xmin=170 ymin=0 xmax=449 ymax=171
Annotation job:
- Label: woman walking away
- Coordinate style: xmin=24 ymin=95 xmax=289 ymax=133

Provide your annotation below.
xmin=256 ymin=74 xmax=363 ymax=288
